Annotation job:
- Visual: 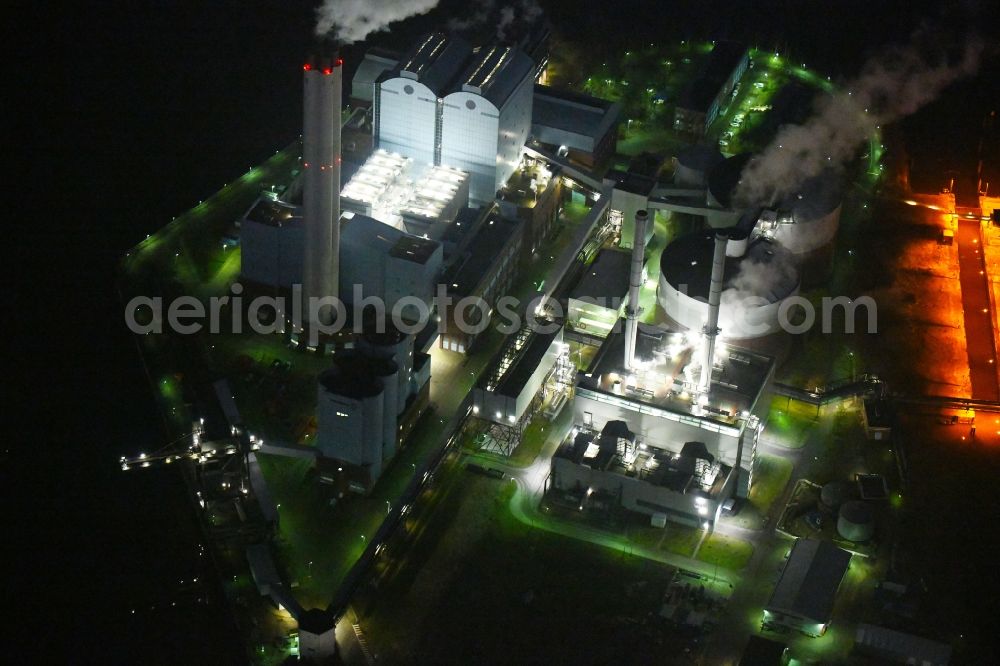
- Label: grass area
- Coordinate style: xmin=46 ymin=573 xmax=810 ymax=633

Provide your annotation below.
xmin=509 ymin=402 xmax=574 ymax=467
xmin=361 ymin=472 xmax=679 ymax=664
xmin=696 ymin=533 xmax=754 ymax=570
xmin=764 ymin=399 xmax=817 ymax=449
xmin=260 ymin=408 xmax=450 ymax=608
xmin=748 ymin=454 xmax=793 ymax=515
xmin=628 ymin=521 xmax=752 ymax=571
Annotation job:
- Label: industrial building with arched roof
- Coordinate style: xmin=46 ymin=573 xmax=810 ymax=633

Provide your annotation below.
xmin=374 ymin=33 xmax=537 ymax=203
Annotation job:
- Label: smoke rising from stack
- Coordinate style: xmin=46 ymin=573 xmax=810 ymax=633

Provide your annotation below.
xmin=447 ymin=0 xmax=543 ymax=40
xmin=315 ymin=0 xmax=440 ymax=43
xmin=734 ymin=31 xmax=983 ymax=207
xmin=719 ymin=253 xmax=797 ymax=332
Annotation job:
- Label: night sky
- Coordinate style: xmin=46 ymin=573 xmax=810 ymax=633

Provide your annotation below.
xmin=7 ymin=0 xmax=997 ymax=661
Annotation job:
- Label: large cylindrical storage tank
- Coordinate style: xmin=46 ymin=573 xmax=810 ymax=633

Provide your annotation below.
xmin=701 ymin=153 xmax=752 ymax=228
xmin=820 ymin=480 xmax=853 ymax=512
xmin=674 ymin=144 xmax=725 ymax=187
xmin=317 ymin=356 xmax=384 ymax=469
xmin=368 ymin=356 xmax=400 ymax=459
xmin=359 ymin=327 xmax=414 ymax=412
xmin=657 ymin=230 xmax=800 ymax=339
xmin=706 ymin=153 xmax=753 ymax=206
xmin=767 ymin=173 xmax=842 ymax=285
xmin=837 ymin=500 xmax=875 ymax=542
xmin=361 ymin=384 xmax=385 ymax=479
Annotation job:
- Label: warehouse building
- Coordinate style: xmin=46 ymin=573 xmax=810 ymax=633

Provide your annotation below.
xmin=566 ymin=248 xmax=635 ymax=336
xmin=854 ymin=624 xmax=951 ymax=665
xmin=764 ymin=538 xmax=851 ymax=636
xmin=374 ymin=33 xmax=538 ymax=204
xmin=438 ymin=208 xmax=525 ymax=353
xmin=530 ymin=84 xmax=622 ymax=168
xmin=674 ymin=41 xmax=749 ymax=135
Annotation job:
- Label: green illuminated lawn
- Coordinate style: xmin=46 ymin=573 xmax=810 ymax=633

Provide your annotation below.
xmin=748 ymin=454 xmax=793 ymax=514
xmin=628 ymin=521 xmax=752 ymax=571
xmin=765 ymin=400 xmax=817 ymax=449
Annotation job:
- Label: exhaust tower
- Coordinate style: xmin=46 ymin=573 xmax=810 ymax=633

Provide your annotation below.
xmin=624 ymin=209 xmax=649 ymax=370
xmin=698 ymin=229 xmax=729 ymax=392
xmin=302 ymin=53 xmax=342 ymax=326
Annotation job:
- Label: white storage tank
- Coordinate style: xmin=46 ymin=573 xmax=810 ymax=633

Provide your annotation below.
xmin=769 ymin=172 xmax=843 ymax=256
xmin=657 ymin=230 xmax=800 ymax=339
xmin=837 ymin=500 xmax=875 ymax=543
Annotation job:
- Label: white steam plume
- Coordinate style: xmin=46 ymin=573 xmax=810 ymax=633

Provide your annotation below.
xmin=315 ymin=0 xmax=440 ymax=43
xmin=719 ymin=253 xmax=797 ymax=335
xmin=448 ymin=0 xmax=543 ymax=40
xmin=734 ymin=33 xmax=983 ymax=207
xmin=447 ymin=0 xmax=496 ymax=32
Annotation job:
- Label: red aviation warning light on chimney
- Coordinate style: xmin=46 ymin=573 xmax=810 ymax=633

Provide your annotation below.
xmin=301 ymin=51 xmax=342 ymax=327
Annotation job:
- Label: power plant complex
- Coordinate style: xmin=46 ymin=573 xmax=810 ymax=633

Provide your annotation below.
xmin=232 ymin=28 xmax=851 ymax=523
xmin=115 ymin=5 xmax=989 ymax=661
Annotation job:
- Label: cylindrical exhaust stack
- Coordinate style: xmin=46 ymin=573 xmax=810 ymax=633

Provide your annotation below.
xmin=698 ymin=229 xmax=729 ymax=392
xmin=624 ymin=209 xmax=649 ymax=370
xmin=302 ymin=53 xmax=342 ymax=327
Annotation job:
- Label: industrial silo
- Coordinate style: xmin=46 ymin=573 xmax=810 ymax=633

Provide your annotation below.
xmin=367 ymin=355 xmax=400 ymax=460
xmin=704 ymin=153 xmax=753 ymax=228
xmin=657 ymin=229 xmax=800 ymax=339
xmin=674 ymin=144 xmax=725 ymax=188
xmin=317 ymin=352 xmax=387 ymax=481
xmin=820 ymin=480 xmax=853 ymax=512
xmin=359 ymin=326 xmax=414 ymax=414
xmin=837 ymin=500 xmax=875 ymax=543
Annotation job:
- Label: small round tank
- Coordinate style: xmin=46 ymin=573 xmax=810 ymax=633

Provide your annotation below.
xmin=837 ymin=500 xmax=875 ymax=542
xmin=820 ymin=480 xmax=852 ymax=511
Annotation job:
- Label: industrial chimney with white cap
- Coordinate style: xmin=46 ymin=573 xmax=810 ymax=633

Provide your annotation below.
xmin=698 ymin=229 xmax=729 ymax=392
xmin=624 ymin=209 xmax=649 ymax=370
xmin=302 ymin=53 xmax=342 ymax=327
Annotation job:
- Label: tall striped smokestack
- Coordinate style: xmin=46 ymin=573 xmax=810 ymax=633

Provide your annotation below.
xmin=302 ymin=53 xmax=342 ymax=326
xmin=698 ymin=229 xmax=729 ymax=392
xmin=624 ymin=210 xmax=649 ymax=370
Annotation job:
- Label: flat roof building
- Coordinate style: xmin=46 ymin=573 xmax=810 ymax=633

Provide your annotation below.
xmin=439 ymin=208 xmax=525 ymax=354
xmin=341 ymin=149 xmax=470 ymax=236
xmin=531 ymin=84 xmax=622 ymax=168
xmin=552 ymin=324 xmax=773 ymax=527
xmin=567 ymin=248 xmax=635 ymax=337
xmin=764 ymin=538 xmax=851 ymax=636
xmin=854 ymin=624 xmax=951 ymax=665
xmin=674 ymin=41 xmax=749 ymax=135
